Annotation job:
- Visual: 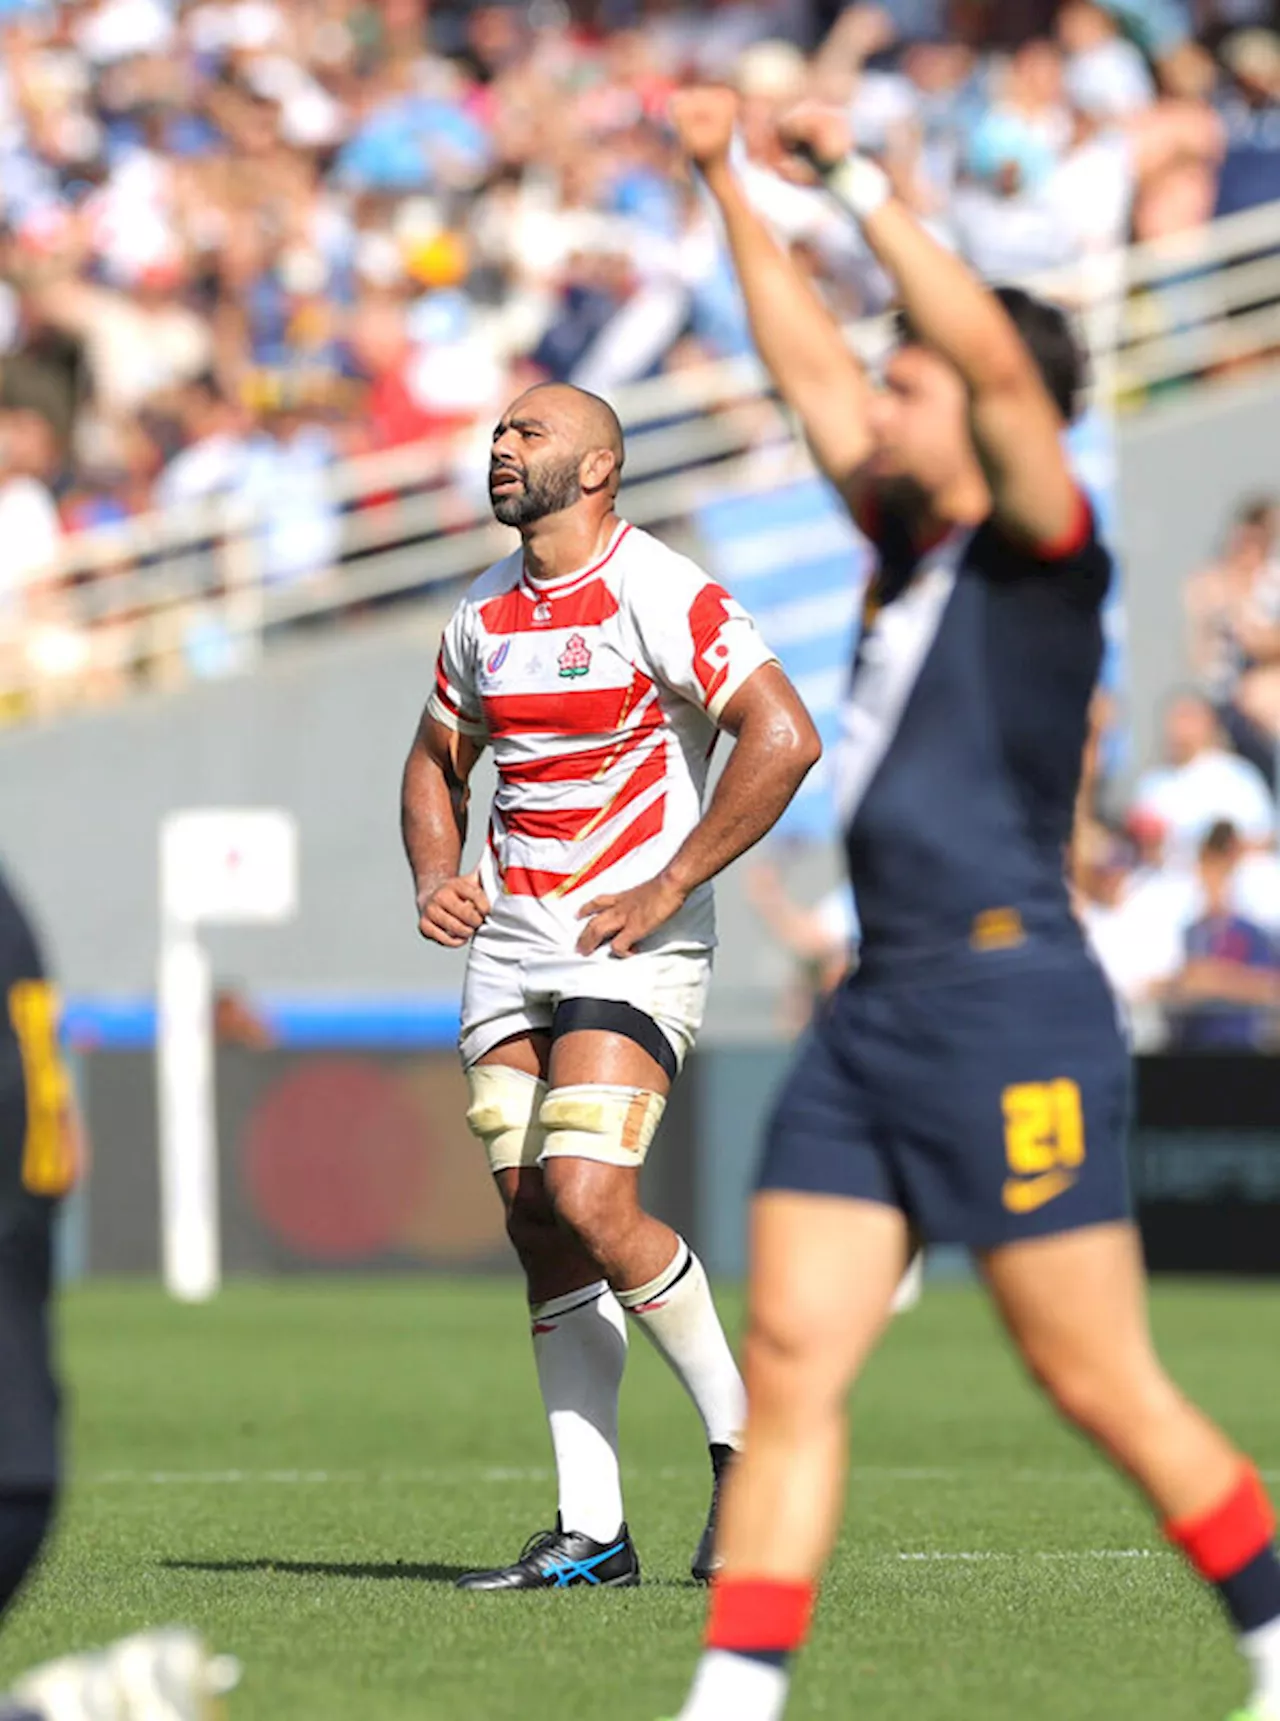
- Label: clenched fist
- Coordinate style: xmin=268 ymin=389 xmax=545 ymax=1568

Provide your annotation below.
xmin=417 ymin=873 xmax=491 ymax=948
xmin=669 ymin=85 xmax=738 ymax=173
xmin=776 ymin=101 xmax=855 ymax=179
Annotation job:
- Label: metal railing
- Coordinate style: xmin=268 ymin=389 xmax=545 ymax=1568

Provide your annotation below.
xmin=4 ymin=197 xmax=1279 ymax=720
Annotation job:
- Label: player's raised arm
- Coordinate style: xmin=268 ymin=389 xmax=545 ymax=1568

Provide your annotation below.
xmin=400 ymin=708 xmax=490 ymax=948
xmin=578 ymin=662 xmax=820 ymax=957
xmin=779 ymin=104 xmax=1081 ymax=549
xmin=669 ymin=86 xmax=875 ymax=506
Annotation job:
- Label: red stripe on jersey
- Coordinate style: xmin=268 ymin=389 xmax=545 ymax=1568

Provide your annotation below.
xmin=501 ymin=804 xmax=592 ymax=842
xmin=688 ymin=582 xmax=735 ymax=707
xmin=574 ymin=740 xmax=667 ymax=841
xmin=485 ymin=666 xmax=658 ymax=742
xmin=503 ymin=739 xmax=667 ymax=844
xmin=561 ymin=791 xmax=667 ymax=896
xmin=496 ymin=699 xmax=662 ymax=789
xmin=499 ymin=739 xmax=625 ymax=786
xmin=479 ymin=577 xmax=621 ymax=637
xmin=484 ymin=685 xmax=630 ymax=739
xmin=501 ymin=784 xmax=667 ymax=900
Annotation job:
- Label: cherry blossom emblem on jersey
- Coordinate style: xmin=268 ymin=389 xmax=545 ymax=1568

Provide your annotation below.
xmin=557 ymin=634 xmax=592 ymax=679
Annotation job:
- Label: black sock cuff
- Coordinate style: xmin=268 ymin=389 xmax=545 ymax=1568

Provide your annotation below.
xmin=729 ymin=1648 xmax=791 ymax=1672
xmin=1218 ymin=1545 xmax=1280 ymax=1634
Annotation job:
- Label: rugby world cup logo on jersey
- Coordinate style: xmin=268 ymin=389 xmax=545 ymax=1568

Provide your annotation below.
xmin=486 ymin=641 xmax=510 ymax=676
xmin=558 ymin=634 xmax=592 ymax=678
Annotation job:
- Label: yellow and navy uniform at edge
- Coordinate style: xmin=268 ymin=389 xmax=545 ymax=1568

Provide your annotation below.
xmin=0 ymin=868 xmax=69 ymax=1498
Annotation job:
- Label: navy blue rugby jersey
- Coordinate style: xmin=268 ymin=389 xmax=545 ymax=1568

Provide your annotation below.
xmin=835 ymin=494 xmax=1111 ymax=956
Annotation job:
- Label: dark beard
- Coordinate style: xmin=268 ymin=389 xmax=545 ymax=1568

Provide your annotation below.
xmin=490 ymin=455 xmax=583 ymax=526
xmin=874 ymin=475 xmax=933 ymax=524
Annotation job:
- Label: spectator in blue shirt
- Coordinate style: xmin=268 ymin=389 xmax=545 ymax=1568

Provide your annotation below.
xmin=1214 ymin=28 xmax=1280 ymax=216
xmin=1167 ymin=819 xmax=1280 ymax=1049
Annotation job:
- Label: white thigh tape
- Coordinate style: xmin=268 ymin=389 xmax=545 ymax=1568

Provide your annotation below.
xmin=538 ymin=1084 xmax=667 ymax=1169
xmin=465 ymin=1065 xmax=548 ymax=1174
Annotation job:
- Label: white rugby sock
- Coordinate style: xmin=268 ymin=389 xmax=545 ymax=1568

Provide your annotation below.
xmin=616 ymin=1240 xmax=746 ymax=1450
xmin=676 ymin=1650 xmax=790 ymax=1721
xmin=530 ymin=1281 xmax=628 ymax=1544
xmin=1243 ymin=1615 xmax=1280 ymax=1716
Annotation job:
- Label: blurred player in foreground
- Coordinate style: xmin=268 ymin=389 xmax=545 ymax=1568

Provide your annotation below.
xmin=0 ymin=874 xmax=239 ymax=1721
xmin=665 ymin=87 xmax=1280 ymax=1721
xmin=0 ymin=868 xmax=74 ymax=1631
xmin=1 ymin=1628 xmax=239 ymax=1720
xmin=402 ymin=382 xmax=820 ymax=1589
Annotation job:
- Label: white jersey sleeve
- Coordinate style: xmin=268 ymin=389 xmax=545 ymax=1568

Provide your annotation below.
xmin=428 ymin=603 xmax=487 ymax=740
xmin=626 ymin=549 xmax=778 ymax=723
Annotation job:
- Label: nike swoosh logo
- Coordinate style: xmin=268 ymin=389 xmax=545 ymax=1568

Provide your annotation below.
xmin=1002 ymin=1170 xmax=1078 ymax=1214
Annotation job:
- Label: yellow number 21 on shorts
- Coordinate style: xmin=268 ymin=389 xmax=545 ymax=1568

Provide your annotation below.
xmin=1001 ymin=1078 xmax=1085 ymax=1215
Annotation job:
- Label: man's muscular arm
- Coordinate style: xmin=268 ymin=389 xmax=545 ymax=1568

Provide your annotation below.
xmin=577 ymin=663 xmax=821 ymax=957
xmin=670 ymin=87 xmax=876 ymax=508
xmin=400 ymin=709 xmax=490 ymax=947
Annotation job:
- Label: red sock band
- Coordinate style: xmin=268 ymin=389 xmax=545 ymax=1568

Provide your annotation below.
xmin=1167 ymin=1466 xmax=1276 ymax=1582
xmin=706 ymin=1577 xmax=815 ymax=1653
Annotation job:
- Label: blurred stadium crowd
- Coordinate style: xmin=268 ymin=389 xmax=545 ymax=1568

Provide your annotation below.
xmin=0 ymin=0 xmax=1275 ymax=586
xmin=1076 ymin=494 xmax=1280 ymax=1051
xmin=0 ymin=0 xmax=1277 ymax=1043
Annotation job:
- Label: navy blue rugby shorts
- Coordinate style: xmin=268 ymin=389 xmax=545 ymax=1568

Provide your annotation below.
xmin=756 ymin=940 xmax=1132 ymax=1249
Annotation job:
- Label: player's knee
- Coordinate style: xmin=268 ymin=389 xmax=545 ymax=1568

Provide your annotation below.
xmin=743 ymin=1308 xmax=844 ymax=1418
xmin=503 ymin=1175 xmax=560 ymax=1266
xmin=536 ymin=1083 xmax=665 ymax=1251
xmin=540 ymin=1158 xmax=632 ymax=1257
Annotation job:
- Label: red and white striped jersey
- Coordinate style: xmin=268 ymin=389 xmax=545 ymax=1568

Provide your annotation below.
xmin=428 ymin=520 xmax=778 ymax=954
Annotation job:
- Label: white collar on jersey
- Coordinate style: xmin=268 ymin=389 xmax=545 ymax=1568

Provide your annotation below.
xmin=519 ymin=519 xmax=632 ymax=601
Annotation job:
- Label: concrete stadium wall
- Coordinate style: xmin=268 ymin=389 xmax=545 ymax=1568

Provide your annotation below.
xmin=3 ymin=365 xmax=1275 ymax=1003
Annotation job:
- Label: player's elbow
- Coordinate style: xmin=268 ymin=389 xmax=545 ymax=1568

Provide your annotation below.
xmin=770 ymin=702 xmax=823 ymax=785
xmin=795 ymin=714 xmax=824 ymax=776
xmin=972 ymin=344 xmax=1033 ymax=407
xmin=795 ymin=404 xmax=874 ymax=492
xmin=971 ymin=314 xmax=1049 ymax=409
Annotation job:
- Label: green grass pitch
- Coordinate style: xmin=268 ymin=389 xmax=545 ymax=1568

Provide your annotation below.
xmin=2 ymin=1277 xmax=1278 ymax=1720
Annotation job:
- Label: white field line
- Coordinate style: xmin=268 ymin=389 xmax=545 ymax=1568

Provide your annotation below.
xmin=896 ymin=1549 xmax=1170 ymax=1563
xmin=79 ymin=1465 xmax=1280 ymax=1487
xmin=73 ymin=1470 xmax=1209 ymax=1565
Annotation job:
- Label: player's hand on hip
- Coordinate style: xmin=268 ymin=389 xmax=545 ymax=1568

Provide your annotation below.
xmin=577 ymin=876 xmax=687 ymax=958
xmin=669 ymin=85 xmax=739 ymax=172
xmin=417 ymin=873 xmax=491 ymax=948
xmin=776 ymin=101 xmax=855 ymax=180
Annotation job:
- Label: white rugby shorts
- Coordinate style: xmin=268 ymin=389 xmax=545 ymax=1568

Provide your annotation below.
xmin=459 ymin=936 xmax=711 ymax=1072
